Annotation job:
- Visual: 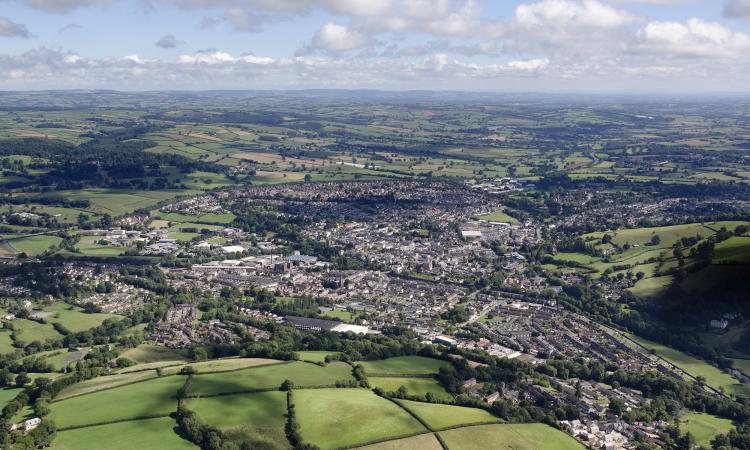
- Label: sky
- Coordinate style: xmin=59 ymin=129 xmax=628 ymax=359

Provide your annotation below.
xmin=1 ymin=0 xmax=750 ymax=92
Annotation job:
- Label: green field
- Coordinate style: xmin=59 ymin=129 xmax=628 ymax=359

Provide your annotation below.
xmin=397 ymin=399 xmax=500 ymax=430
xmin=187 ymin=361 xmax=354 ymax=396
xmin=0 ymin=330 xmax=16 ymax=354
xmin=42 ymin=303 xmax=119 ymax=332
xmin=628 ymin=334 xmax=750 ymax=397
xmin=74 ymin=235 xmax=125 ymax=256
xmin=438 ymin=423 xmax=584 ymax=450
xmin=713 ymin=237 xmax=750 ymax=264
xmin=679 ymin=411 xmax=734 ymax=447
xmin=296 ymin=351 xmax=340 ymax=363
xmin=0 ymin=387 xmax=22 ymax=409
xmin=119 ymin=344 xmax=189 ymax=364
xmin=50 ymin=375 xmax=185 ymax=428
xmin=6 ymin=234 xmax=62 ymax=256
xmin=188 ymin=391 xmax=288 ymax=449
xmin=627 ymin=275 xmax=674 ymax=298
xmin=369 ymin=377 xmax=452 ymax=401
xmin=12 ymin=319 xmax=62 ymax=345
xmin=41 ymin=189 xmax=200 ymax=216
xmin=354 ymin=433 xmax=443 ymax=450
xmin=50 ymin=417 xmax=196 ymax=450
xmin=475 ymin=209 xmax=518 ymax=224
xmin=160 ymin=357 xmax=281 ymax=375
xmin=56 ymin=370 xmax=159 ymax=400
xmin=295 ymin=388 xmax=426 ymax=449
xmin=359 ymin=357 xmax=450 ymax=376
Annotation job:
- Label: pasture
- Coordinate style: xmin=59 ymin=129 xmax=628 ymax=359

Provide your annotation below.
xmin=296 ymin=351 xmax=339 ymax=363
xmin=369 ymin=377 xmax=452 ymax=401
xmin=49 ymin=375 xmax=185 ymax=428
xmin=354 ymin=433 xmax=443 ymax=450
xmin=396 ymin=399 xmax=500 ymax=430
xmin=42 ymin=303 xmax=119 ymax=332
xmin=56 ymin=370 xmax=159 ymax=400
xmin=438 ymin=423 xmax=584 ymax=450
xmin=6 ymin=235 xmax=62 ymax=256
xmin=679 ymin=411 xmax=734 ymax=447
xmin=12 ymin=319 xmax=62 ymax=345
xmin=294 ymin=388 xmax=426 ymax=449
xmin=50 ymin=417 xmax=195 ymax=450
xmin=188 ymin=391 xmax=288 ymax=449
xmin=358 ymin=356 xmax=450 ymax=376
xmin=160 ymin=357 xmax=281 ymax=375
xmin=187 ymin=361 xmax=354 ymax=396
xmin=119 ymin=344 xmax=189 ymax=364
xmin=475 ymin=209 xmax=518 ymax=224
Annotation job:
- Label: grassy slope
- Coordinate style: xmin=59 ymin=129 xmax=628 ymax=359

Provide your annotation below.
xmin=295 ymin=388 xmax=426 ymax=449
xmin=50 ymin=417 xmax=196 ymax=450
xmin=397 ymin=399 xmax=500 ymax=430
xmin=359 ymin=357 xmax=450 ymax=376
xmin=439 ymin=423 xmax=584 ymax=450
xmin=679 ymin=412 xmax=734 ymax=447
xmin=369 ymin=377 xmax=452 ymax=401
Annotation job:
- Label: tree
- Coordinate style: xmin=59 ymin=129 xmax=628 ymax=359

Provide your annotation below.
xmin=304 ymin=174 xmax=312 ymax=182
xmin=15 ymin=372 xmax=30 ymax=387
xmin=650 ymin=235 xmax=661 ymax=245
xmin=280 ymin=379 xmax=295 ymax=391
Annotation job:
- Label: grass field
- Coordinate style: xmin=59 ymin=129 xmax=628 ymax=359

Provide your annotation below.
xmin=628 ymin=334 xmax=750 ymax=397
xmin=42 ymin=303 xmax=119 ymax=332
xmin=41 ymin=189 xmax=200 ymax=216
xmin=713 ymin=237 xmax=750 ymax=264
xmin=627 ymin=275 xmax=674 ymax=298
xmin=50 ymin=375 xmax=185 ymax=428
xmin=397 ymin=399 xmax=500 ymax=430
xmin=354 ymin=433 xmax=443 ymax=450
xmin=56 ymin=370 xmax=159 ymax=400
xmin=0 ymin=330 xmax=16 ymax=354
xmin=12 ymin=319 xmax=62 ymax=344
xmin=6 ymin=234 xmax=62 ymax=256
xmin=119 ymin=344 xmax=189 ymax=364
xmin=188 ymin=391 xmax=288 ymax=450
xmin=0 ymin=387 xmax=21 ymax=409
xmin=50 ymin=417 xmax=196 ymax=450
xmin=679 ymin=411 xmax=734 ymax=447
xmin=187 ymin=361 xmax=354 ymax=396
xmin=358 ymin=357 xmax=450 ymax=376
xmin=160 ymin=358 xmax=281 ymax=375
xmin=475 ymin=209 xmax=518 ymax=224
xmin=439 ymin=423 xmax=584 ymax=450
xmin=295 ymin=388 xmax=426 ymax=449
xmin=296 ymin=351 xmax=340 ymax=363
xmin=369 ymin=377 xmax=452 ymax=401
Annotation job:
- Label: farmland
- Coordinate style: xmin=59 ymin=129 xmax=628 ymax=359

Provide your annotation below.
xmin=369 ymin=377 xmax=452 ymax=400
xmin=294 ymin=388 xmax=426 ymax=449
xmin=438 ymin=423 xmax=584 ymax=450
xmin=679 ymin=412 xmax=734 ymax=447
xmin=396 ymin=399 xmax=500 ymax=430
xmin=358 ymin=356 xmax=450 ymax=376
xmin=50 ymin=417 xmax=195 ymax=450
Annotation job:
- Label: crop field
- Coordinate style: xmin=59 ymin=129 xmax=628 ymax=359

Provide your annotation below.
xmin=369 ymin=377 xmax=452 ymax=400
xmin=49 ymin=375 xmax=185 ymax=428
xmin=438 ymin=423 xmax=584 ymax=450
xmin=628 ymin=334 xmax=750 ymax=397
xmin=187 ymin=361 xmax=354 ymax=396
xmin=358 ymin=356 xmax=450 ymax=376
xmin=188 ymin=391 xmax=288 ymax=449
xmin=295 ymin=388 xmax=426 ymax=449
xmin=679 ymin=411 xmax=734 ymax=447
xmin=354 ymin=433 xmax=443 ymax=450
xmin=397 ymin=399 xmax=500 ymax=430
xmin=50 ymin=417 xmax=195 ymax=450
xmin=120 ymin=344 xmax=189 ymax=364
xmin=56 ymin=370 xmax=159 ymax=400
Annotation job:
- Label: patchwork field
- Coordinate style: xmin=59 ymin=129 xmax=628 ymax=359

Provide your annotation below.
xmin=49 ymin=375 xmax=185 ymax=428
xmin=294 ymin=388 xmax=426 ymax=449
xmin=187 ymin=361 xmax=354 ymax=396
xmin=160 ymin=357 xmax=281 ymax=375
xmin=56 ymin=370 xmax=159 ymax=400
xmin=353 ymin=433 xmax=443 ymax=450
xmin=119 ymin=344 xmax=189 ymax=364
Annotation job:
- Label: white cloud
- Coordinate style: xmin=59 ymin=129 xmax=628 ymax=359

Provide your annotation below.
xmin=306 ymin=23 xmax=370 ymax=52
xmin=633 ymin=18 xmax=750 ymax=58
xmin=0 ymin=16 xmax=33 ymax=38
xmin=17 ymin=0 xmax=112 ymax=13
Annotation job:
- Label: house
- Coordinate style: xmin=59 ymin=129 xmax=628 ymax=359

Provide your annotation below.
xmin=709 ymin=319 xmax=729 ymax=330
xmin=23 ymin=418 xmax=41 ymax=431
xmin=433 ymin=335 xmax=457 ymax=347
xmin=463 ymin=378 xmax=477 ymax=388
xmin=484 ymin=391 xmax=501 ymax=403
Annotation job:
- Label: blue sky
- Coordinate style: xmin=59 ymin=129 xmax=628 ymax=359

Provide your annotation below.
xmin=1 ymin=0 xmax=749 ymax=92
